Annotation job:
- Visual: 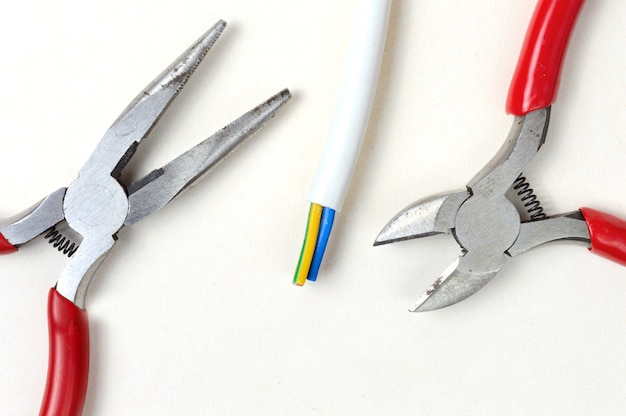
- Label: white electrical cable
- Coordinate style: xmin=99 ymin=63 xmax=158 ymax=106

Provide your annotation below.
xmin=307 ymin=0 xmax=392 ymax=211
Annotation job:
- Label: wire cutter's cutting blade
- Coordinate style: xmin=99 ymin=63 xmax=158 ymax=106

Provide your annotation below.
xmin=374 ymin=191 xmax=469 ymax=246
xmin=410 ymin=252 xmax=506 ymax=312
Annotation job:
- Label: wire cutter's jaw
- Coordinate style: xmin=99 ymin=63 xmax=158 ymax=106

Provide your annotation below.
xmin=413 ymin=194 xmax=520 ymax=312
xmin=420 ymin=109 xmax=549 ymax=311
xmin=374 ymin=191 xmax=469 ymax=246
xmin=375 ymin=108 xmax=549 ymax=245
xmin=377 ymin=108 xmax=552 ymax=312
xmin=410 ymin=253 xmax=506 ymax=312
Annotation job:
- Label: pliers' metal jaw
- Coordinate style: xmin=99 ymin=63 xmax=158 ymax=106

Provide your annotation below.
xmin=376 ymin=97 xmax=626 ymax=312
xmin=375 ymin=108 xmax=583 ymax=312
xmin=0 ymin=20 xmax=291 ymax=309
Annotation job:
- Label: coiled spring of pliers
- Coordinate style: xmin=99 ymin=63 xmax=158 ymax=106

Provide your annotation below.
xmin=44 ymin=226 xmax=79 ymax=257
xmin=512 ymin=174 xmax=546 ymax=220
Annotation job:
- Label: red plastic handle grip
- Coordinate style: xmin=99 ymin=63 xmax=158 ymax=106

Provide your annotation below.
xmin=506 ymin=0 xmax=585 ymax=115
xmin=0 ymin=233 xmax=16 ymax=254
xmin=580 ymin=207 xmax=626 ymax=266
xmin=39 ymin=288 xmax=90 ymax=416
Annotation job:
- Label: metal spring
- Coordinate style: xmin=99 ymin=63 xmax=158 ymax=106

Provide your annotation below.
xmin=512 ymin=174 xmax=547 ymax=220
xmin=44 ymin=226 xmax=79 ymax=257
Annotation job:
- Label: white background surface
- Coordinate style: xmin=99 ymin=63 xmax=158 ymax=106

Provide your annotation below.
xmin=1 ymin=1 xmax=626 ymax=415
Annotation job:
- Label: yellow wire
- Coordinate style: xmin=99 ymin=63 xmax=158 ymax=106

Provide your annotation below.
xmin=293 ymin=203 xmax=323 ymax=285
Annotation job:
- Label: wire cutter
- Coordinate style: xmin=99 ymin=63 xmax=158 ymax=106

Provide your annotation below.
xmin=375 ymin=0 xmax=626 ymax=312
xmin=0 ymin=20 xmax=290 ymax=415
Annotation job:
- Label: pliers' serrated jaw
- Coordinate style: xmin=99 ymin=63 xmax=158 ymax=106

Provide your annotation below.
xmin=87 ymin=20 xmax=228 ymax=178
xmin=374 ymin=191 xmax=469 ymax=246
xmin=143 ymin=19 xmax=227 ymax=97
xmin=124 ymin=88 xmax=292 ymax=226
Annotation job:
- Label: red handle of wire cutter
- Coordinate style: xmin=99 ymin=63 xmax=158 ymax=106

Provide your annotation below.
xmin=506 ymin=0 xmax=585 ymax=115
xmin=39 ymin=288 xmax=90 ymax=416
xmin=0 ymin=233 xmax=17 ymax=254
xmin=581 ymin=207 xmax=626 ymax=266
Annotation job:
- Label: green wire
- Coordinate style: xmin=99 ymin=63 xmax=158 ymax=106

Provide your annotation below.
xmin=293 ymin=203 xmax=323 ymax=285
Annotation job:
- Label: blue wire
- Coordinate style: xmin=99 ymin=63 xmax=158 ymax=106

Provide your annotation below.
xmin=307 ymin=207 xmax=335 ymax=281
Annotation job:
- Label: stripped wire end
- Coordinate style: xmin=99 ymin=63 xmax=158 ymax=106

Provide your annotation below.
xmin=293 ymin=203 xmax=335 ymax=285
xmin=293 ymin=0 xmax=390 ymax=286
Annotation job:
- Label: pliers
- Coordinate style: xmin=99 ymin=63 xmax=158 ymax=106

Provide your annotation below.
xmin=375 ymin=0 xmax=626 ymax=312
xmin=0 ymin=20 xmax=290 ymax=415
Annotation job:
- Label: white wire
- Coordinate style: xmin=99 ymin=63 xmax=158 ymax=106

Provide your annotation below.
xmin=307 ymin=0 xmax=392 ymax=211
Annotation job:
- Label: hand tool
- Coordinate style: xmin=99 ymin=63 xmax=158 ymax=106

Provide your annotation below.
xmin=0 ymin=20 xmax=290 ymax=415
xmin=374 ymin=0 xmax=626 ymax=312
xmin=294 ymin=0 xmax=391 ymax=285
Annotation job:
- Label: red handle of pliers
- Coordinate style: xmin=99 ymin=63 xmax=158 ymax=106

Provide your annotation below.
xmin=580 ymin=207 xmax=626 ymax=266
xmin=506 ymin=0 xmax=585 ymax=115
xmin=0 ymin=233 xmax=17 ymax=254
xmin=39 ymin=288 xmax=90 ymax=416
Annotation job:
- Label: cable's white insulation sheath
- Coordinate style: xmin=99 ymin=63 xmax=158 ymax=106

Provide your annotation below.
xmin=307 ymin=0 xmax=392 ymax=211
